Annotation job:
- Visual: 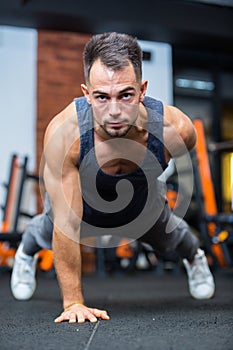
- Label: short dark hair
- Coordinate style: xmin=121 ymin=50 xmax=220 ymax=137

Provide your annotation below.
xmin=83 ymin=32 xmax=142 ymax=83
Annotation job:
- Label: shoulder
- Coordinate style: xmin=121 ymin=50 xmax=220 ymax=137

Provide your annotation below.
xmin=44 ymin=101 xmax=78 ymax=146
xmin=44 ymin=101 xmax=80 ymax=166
xmin=164 ymin=105 xmax=186 ymax=121
xmin=163 ymin=105 xmax=194 ymax=133
xmin=163 ymin=105 xmax=197 ymax=153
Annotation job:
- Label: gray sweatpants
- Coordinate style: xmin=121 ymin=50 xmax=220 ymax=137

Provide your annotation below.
xmin=22 ymin=193 xmax=53 ymax=254
xmin=22 ymin=192 xmax=199 ymax=260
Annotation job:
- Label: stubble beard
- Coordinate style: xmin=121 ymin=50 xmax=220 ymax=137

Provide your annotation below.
xmin=100 ymin=123 xmax=133 ymax=138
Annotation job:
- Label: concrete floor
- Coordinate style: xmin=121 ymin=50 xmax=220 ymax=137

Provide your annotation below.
xmin=0 ymin=267 xmax=233 ymax=350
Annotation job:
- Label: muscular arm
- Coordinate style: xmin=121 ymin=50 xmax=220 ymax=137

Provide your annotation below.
xmin=163 ymin=105 xmax=196 ymax=161
xmin=43 ymin=103 xmax=109 ymax=323
xmin=44 ymin=159 xmax=84 ymax=310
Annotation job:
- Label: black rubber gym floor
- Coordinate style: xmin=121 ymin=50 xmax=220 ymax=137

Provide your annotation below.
xmin=0 ymin=268 xmax=232 ymax=350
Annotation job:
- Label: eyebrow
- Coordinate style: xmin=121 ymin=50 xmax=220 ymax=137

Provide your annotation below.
xmin=92 ymin=86 xmax=136 ymax=96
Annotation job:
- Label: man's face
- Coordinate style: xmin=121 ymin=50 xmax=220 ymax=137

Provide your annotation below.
xmin=81 ymin=59 xmax=147 ymax=138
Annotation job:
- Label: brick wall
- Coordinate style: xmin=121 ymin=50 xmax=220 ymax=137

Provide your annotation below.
xmin=37 ymin=30 xmax=95 ymax=274
xmin=37 ymin=30 xmax=91 ymax=183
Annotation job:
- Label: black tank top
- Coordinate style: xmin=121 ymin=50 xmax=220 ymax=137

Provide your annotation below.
xmin=74 ymin=96 xmax=167 ymax=239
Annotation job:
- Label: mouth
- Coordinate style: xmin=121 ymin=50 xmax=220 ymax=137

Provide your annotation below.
xmin=106 ymin=121 xmax=127 ymax=129
xmin=108 ymin=122 xmax=124 ymax=128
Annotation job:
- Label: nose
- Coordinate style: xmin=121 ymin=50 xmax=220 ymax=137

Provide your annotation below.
xmin=108 ymin=102 xmax=121 ymax=118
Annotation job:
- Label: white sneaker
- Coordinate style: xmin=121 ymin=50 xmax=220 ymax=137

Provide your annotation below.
xmin=183 ymin=248 xmax=215 ymax=300
xmin=11 ymin=242 xmax=38 ymax=300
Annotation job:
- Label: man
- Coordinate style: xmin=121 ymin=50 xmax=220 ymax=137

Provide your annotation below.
xmin=11 ymin=32 xmax=215 ymax=324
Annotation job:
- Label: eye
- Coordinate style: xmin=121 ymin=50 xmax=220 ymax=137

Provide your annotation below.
xmin=96 ymin=95 xmax=108 ymax=102
xmin=121 ymin=93 xmax=132 ymax=101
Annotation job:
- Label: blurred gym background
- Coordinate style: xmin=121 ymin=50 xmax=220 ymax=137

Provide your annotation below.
xmin=0 ymin=0 xmax=233 ymax=276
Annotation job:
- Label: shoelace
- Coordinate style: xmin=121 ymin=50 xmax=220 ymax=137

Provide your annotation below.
xmin=15 ymin=257 xmax=35 ymax=284
xmin=190 ymin=256 xmax=209 ymax=285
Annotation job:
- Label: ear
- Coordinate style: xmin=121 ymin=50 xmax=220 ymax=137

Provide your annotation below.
xmin=139 ymin=80 xmax=148 ymax=102
xmin=81 ymin=84 xmax=91 ymax=104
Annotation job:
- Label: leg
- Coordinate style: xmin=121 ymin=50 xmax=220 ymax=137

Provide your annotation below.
xmin=11 ymin=193 xmax=54 ymax=300
xmin=140 ymin=202 xmax=199 ymax=260
xmin=140 ymin=202 xmax=215 ymax=299
xmin=22 ymin=193 xmax=54 ymax=255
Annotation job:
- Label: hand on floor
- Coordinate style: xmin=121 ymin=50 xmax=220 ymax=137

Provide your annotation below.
xmin=54 ymin=303 xmax=110 ymax=324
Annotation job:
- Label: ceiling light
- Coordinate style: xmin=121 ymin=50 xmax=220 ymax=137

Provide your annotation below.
xmin=175 ymin=78 xmax=215 ymax=91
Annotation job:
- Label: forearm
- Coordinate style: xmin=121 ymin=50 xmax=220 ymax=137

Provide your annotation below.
xmin=52 ymin=228 xmax=84 ymax=309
